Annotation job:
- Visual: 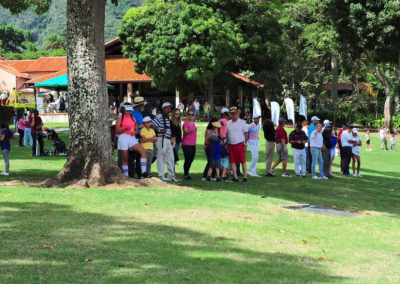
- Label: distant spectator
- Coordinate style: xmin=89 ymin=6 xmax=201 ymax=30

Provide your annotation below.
xmin=29 ymin=110 xmax=44 ymax=157
xmin=301 ymin=120 xmax=310 ymax=172
xmin=17 ymin=114 xmax=27 ymax=147
xmin=340 ymin=124 xmax=355 ymax=176
xmin=351 ymin=128 xmax=362 ymax=177
xmin=206 ymin=121 xmax=222 ymax=182
xmin=181 ymin=109 xmax=197 ymax=180
xmin=140 ymin=116 xmax=157 ymax=175
xmin=289 ymin=122 xmax=308 ymax=177
xmin=204 ymin=101 xmax=211 ymax=122
xmin=263 ymin=111 xmax=276 ymax=177
xmin=0 ymin=122 xmax=11 ymax=176
xmin=193 ymin=99 xmax=200 ymax=122
xmin=271 ymin=118 xmax=290 ymax=177
xmin=380 ymin=126 xmax=388 ymax=150
xmin=247 ymin=114 xmax=261 ymax=177
xmin=322 ymin=123 xmax=333 ymax=178
xmin=310 ymin=124 xmax=327 ymax=179
xmin=365 ymin=130 xmax=371 ymax=151
xmin=390 ymin=134 xmax=396 ymax=151
xmin=219 ymin=108 xmax=230 ymax=139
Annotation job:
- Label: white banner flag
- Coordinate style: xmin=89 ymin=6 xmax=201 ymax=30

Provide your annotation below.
xmin=299 ymin=95 xmax=307 ymax=120
xmin=284 ymin=98 xmax=295 ymax=124
xmin=253 ymin=98 xmax=261 ymax=119
xmin=271 ymin=101 xmax=280 ymax=126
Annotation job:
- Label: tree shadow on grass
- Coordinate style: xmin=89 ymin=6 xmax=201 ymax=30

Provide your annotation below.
xmin=0 ymin=202 xmax=345 ymax=283
xmin=182 ymin=172 xmax=400 ymax=217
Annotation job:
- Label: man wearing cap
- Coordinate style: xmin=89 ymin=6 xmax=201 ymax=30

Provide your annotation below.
xmin=226 ymin=107 xmax=248 ymax=183
xmin=247 ymin=114 xmax=261 ymax=177
xmin=309 ymin=124 xmax=327 ymax=179
xmin=131 ymin=96 xmax=146 ymax=178
xmin=263 ymin=111 xmax=276 ymax=177
xmin=340 ymin=125 xmax=356 ymax=176
xmin=272 ymin=118 xmax=290 ymax=177
xmin=289 ymin=122 xmax=308 ymax=177
xmin=322 ymin=123 xmax=333 ymax=178
xmin=151 ymin=102 xmax=175 ymax=182
xmin=307 ymin=116 xmax=320 ymax=172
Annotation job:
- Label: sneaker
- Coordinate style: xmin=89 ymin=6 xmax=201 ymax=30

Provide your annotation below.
xmin=211 ymin=178 xmax=217 ymax=182
xmin=171 ymin=176 xmax=180 ymax=182
xmin=142 ymin=172 xmax=153 ymax=178
xmin=243 ymin=178 xmax=248 ymax=183
xmin=265 ymin=171 xmax=275 ymax=177
xmin=248 ymin=171 xmax=261 ymax=177
xmin=312 ymin=176 xmax=320 ymax=180
xmin=353 ymin=174 xmax=358 ymax=177
xmin=183 ymin=175 xmax=192 ymax=180
xmin=357 ymin=174 xmax=362 ymax=177
xmin=230 ymin=178 xmax=239 ymax=183
xmin=201 ymin=177 xmax=207 ymax=181
xmin=345 ymin=174 xmax=352 ymax=177
xmin=301 ymin=175 xmax=306 ymax=178
xmin=216 ymin=177 xmax=222 ymax=182
xmin=0 ymin=172 xmax=9 ymax=176
xmin=161 ymin=177 xmax=171 ymax=182
xmin=282 ymin=173 xmax=290 ymax=178
xmin=206 ymin=177 xmax=211 ymax=181
xmin=321 ymin=176 xmax=329 ymax=180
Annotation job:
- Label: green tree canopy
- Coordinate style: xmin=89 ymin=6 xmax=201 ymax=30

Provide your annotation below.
xmin=0 ymin=25 xmax=33 ymax=53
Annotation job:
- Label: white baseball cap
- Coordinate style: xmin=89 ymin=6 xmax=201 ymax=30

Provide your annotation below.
xmin=352 ymin=128 xmax=358 ymax=133
xmin=143 ymin=116 xmax=152 ymax=123
xmin=221 ymin=107 xmax=229 ymax=114
xmin=311 ymin=116 xmax=320 ymax=121
xmin=162 ymin=102 xmax=173 ymax=108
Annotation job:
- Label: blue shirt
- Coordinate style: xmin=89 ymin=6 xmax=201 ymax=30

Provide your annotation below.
xmin=211 ymin=140 xmax=221 ymax=160
xmin=131 ymin=109 xmax=143 ymax=135
xmin=0 ymin=129 xmax=11 ymax=151
xmin=308 ymin=123 xmax=316 ymax=137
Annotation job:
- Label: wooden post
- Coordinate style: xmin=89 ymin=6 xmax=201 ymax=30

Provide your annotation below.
xmin=127 ymin=83 xmax=133 ymax=103
xmin=238 ymin=85 xmax=244 ymax=107
xmin=225 ymin=88 xmax=230 ymax=106
xmin=175 ymin=88 xmax=180 ymax=108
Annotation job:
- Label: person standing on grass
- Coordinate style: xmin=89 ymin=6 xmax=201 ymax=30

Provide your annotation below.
xmin=289 ymin=122 xmax=308 ymax=177
xmin=351 ymin=128 xmax=362 ymax=177
xmin=263 ymin=112 xmax=276 ymax=177
xmin=0 ymin=123 xmax=11 ymax=176
xmin=226 ymin=107 xmax=248 ymax=183
xmin=171 ymin=109 xmax=182 ymax=164
xmin=340 ymin=124 xmax=355 ymax=177
xmin=271 ymin=118 xmax=290 ymax=177
xmin=193 ymin=99 xmax=200 ymax=122
xmin=29 ymin=110 xmax=44 ymax=157
xmin=17 ymin=114 xmax=27 ymax=147
xmin=322 ymin=123 xmax=333 ymax=178
xmin=202 ymin=118 xmax=219 ymax=181
xmin=23 ymin=112 xmax=33 ymax=147
xmin=182 ymin=110 xmax=197 ymax=180
xmin=307 ymin=116 xmax=320 ymax=172
xmin=131 ymin=96 xmax=146 ymax=179
xmin=337 ymin=123 xmax=347 ymax=173
xmin=390 ymin=134 xmax=396 ymax=151
xmin=330 ymin=128 xmax=338 ymax=177
xmin=152 ymin=102 xmax=176 ymax=182
xmin=116 ymin=103 xmax=150 ymax=178
xmin=309 ymin=124 xmax=328 ymax=179
xmin=219 ymin=108 xmax=230 ymax=139
xmin=301 ymin=120 xmax=310 ymax=172
xmin=220 ymin=140 xmax=229 ymax=181
xmin=140 ymin=117 xmax=157 ymax=176
xmin=380 ymin=126 xmax=388 ymax=150
xmin=247 ymin=114 xmax=261 ymax=177
xmin=244 ymin=97 xmax=251 ymax=115
xmin=206 ymin=121 xmax=222 ymax=182
xmin=204 ymin=101 xmax=211 ymax=122
xmin=365 ymin=130 xmax=371 ymax=151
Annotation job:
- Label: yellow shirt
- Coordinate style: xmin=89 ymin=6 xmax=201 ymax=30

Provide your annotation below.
xmin=141 ymin=127 xmax=156 ymax=150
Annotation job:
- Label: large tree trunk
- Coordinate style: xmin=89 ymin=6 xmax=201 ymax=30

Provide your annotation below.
xmin=44 ymin=0 xmax=125 ymax=187
xmin=330 ymin=53 xmax=339 ymax=110
xmin=207 ymin=79 xmax=214 ymax=107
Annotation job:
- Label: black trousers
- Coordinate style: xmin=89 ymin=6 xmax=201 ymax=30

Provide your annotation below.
xmin=32 ymin=132 xmax=44 ymax=156
xmin=18 ymin=129 xmax=24 ymax=146
xmin=203 ymin=145 xmax=212 ymax=178
xmin=341 ymin=146 xmax=352 ymax=175
xmin=182 ymin=145 xmax=196 ymax=176
xmin=128 ymin=150 xmax=142 ymax=178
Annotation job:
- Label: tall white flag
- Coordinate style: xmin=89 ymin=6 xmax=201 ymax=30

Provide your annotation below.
xmin=271 ymin=101 xmax=280 ymax=126
xmin=284 ymin=98 xmax=295 ymax=124
xmin=299 ymin=95 xmax=307 ymax=120
xmin=253 ymin=98 xmax=261 ymax=119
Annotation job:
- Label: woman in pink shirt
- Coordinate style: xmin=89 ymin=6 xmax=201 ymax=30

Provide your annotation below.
xmin=181 ymin=109 xmax=197 ymax=180
xmin=18 ymin=114 xmax=27 ymax=147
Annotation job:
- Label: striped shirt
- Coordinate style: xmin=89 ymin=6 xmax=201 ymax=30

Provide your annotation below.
xmin=247 ymin=122 xmax=260 ymax=143
xmin=152 ymin=113 xmax=172 ymax=138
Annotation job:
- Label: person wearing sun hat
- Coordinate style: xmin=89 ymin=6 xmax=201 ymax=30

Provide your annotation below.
xmin=226 ymin=106 xmax=249 ymax=183
xmin=151 ymin=102 xmax=175 ymax=182
xmin=247 ymin=114 xmax=262 ymax=177
xmin=206 ymin=120 xmax=223 ymax=182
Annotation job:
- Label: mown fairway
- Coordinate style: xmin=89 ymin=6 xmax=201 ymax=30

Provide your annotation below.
xmin=0 ymin=124 xmax=399 ymax=283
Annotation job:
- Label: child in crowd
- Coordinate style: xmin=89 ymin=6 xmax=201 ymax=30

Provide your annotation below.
xmin=207 ymin=121 xmax=222 ymax=182
xmin=365 ymin=130 xmax=371 ymax=151
xmin=0 ymin=123 xmax=11 ymax=176
xmin=140 ymin=116 xmax=157 ymax=176
xmin=390 ymin=134 xmax=396 ymax=151
xmin=220 ymin=139 xmax=229 ymax=181
xmin=351 ymin=128 xmax=362 ymax=177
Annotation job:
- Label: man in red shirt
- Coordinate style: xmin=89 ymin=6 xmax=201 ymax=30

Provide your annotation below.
xmin=272 ymin=117 xmax=290 ymax=177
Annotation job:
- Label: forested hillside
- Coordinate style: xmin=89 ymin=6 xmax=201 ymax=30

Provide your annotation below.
xmin=0 ymin=0 xmax=141 ymax=47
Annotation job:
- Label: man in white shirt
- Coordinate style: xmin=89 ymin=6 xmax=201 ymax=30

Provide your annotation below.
xmin=226 ymin=107 xmax=248 ymax=183
xmin=380 ymin=126 xmax=388 ymax=150
xmin=340 ymin=125 xmax=356 ymax=176
xmin=310 ymin=124 xmax=327 ymax=179
xmin=193 ymin=99 xmax=200 ymax=122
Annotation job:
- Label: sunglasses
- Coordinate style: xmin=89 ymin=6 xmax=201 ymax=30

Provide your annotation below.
xmin=187 ymin=113 xmax=194 ymax=116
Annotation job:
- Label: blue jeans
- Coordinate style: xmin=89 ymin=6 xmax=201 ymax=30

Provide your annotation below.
xmin=310 ymin=147 xmax=324 ymax=177
xmin=24 ymin=127 xmax=33 ymax=147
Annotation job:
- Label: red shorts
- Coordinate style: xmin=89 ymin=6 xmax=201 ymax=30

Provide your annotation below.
xmin=228 ymin=143 xmax=246 ymax=163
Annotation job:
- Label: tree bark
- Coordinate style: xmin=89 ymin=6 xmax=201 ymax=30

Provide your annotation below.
xmin=330 ymin=53 xmax=339 ymax=110
xmin=43 ymin=0 xmax=126 ymax=187
xmin=207 ymin=79 xmax=214 ymax=107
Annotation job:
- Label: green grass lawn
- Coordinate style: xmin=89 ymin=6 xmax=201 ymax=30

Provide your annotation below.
xmin=0 ymin=123 xmax=399 ymax=283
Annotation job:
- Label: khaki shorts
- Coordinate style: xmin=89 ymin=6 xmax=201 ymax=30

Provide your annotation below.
xmin=276 ymin=143 xmax=288 ymax=161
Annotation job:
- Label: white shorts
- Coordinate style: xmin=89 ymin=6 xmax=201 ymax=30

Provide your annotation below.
xmin=331 ymin=148 xmax=336 ymax=158
xmin=117 ymin=134 xmax=138 ymax=150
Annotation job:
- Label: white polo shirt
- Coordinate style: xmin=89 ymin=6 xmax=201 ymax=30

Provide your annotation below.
xmin=227 ymin=119 xmax=248 ymax=145
xmin=341 ymin=131 xmax=353 ymax=147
